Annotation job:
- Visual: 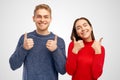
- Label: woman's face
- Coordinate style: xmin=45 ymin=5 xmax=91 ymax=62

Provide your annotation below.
xmin=75 ymin=19 xmax=93 ymax=42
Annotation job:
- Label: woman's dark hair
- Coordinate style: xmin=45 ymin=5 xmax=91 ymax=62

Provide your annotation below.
xmin=70 ymin=17 xmax=95 ymax=41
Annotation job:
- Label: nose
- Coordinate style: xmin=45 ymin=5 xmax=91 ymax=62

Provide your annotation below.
xmin=40 ymin=17 xmax=45 ymax=22
xmin=41 ymin=17 xmax=44 ymax=22
xmin=81 ymin=26 xmax=85 ymax=31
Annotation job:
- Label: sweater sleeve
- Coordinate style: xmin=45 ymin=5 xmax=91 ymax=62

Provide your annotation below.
xmin=92 ymin=46 xmax=105 ymax=79
xmin=52 ymin=38 xmax=66 ymax=74
xmin=66 ymin=42 xmax=78 ymax=75
xmin=9 ymin=35 xmax=28 ymax=70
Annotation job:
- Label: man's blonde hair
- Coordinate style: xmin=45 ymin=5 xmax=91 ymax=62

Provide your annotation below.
xmin=34 ymin=4 xmax=51 ymax=16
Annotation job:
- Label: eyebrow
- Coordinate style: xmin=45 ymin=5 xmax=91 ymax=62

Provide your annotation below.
xmin=83 ymin=23 xmax=88 ymax=26
xmin=76 ymin=22 xmax=88 ymax=28
xmin=76 ymin=25 xmax=81 ymax=28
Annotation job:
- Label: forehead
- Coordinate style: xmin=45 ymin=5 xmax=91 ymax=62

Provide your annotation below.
xmin=76 ymin=19 xmax=88 ymax=25
xmin=35 ymin=9 xmax=50 ymax=16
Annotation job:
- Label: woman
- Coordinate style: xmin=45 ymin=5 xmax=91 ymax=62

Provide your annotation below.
xmin=66 ymin=17 xmax=105 ymax=80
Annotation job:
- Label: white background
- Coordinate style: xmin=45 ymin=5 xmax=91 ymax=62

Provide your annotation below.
xmin=0 ymin=0 xmax=120 ymax=80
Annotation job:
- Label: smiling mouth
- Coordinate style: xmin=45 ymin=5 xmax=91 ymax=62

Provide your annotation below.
xmin=81 ymin=30 xmax=89 ymax=35
xmin=38 ymin=23 xmax=47 ymax=26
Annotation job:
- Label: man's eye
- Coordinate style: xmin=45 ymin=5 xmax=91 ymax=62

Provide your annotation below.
xmin=36 ymin=15 xmax=41 ymax=18
xmin=44 ymin=16 xmax=49 ymax=18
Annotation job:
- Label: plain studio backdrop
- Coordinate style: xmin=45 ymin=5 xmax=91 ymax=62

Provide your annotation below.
xmin=0 ymin=0 xmax=120 ymax=80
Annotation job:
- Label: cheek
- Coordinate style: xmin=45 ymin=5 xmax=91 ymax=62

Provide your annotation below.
xmin=33 ymin=19 xmax=39 ymax=23
xmin=76 ymin=30 xmax=82 ymax=36
xmin=47 ymin=19 xmax=51 ymax=23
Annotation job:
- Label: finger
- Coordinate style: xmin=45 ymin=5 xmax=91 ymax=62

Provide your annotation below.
xmin=27 ymin=38 xmax=33 ymax=42
xmin=46 ymin=40 xmax=51 ymax=45
xmin=24 ymin=32 xmax=27 ymax=41
xmin=28 ymin=45 xmax=34 ymax=49
xmin=46 ymin=43 xmax=51 ymax=47
xmin=54 ymin=35 xmax=57 ymax=42
xmin=27 ymin=43 xmax=34 ymax=46
xmin=27 ymin=39 xmax=34 ymax=44
xmin=47 ymin=40 xmax=52 ymax=43
xmin=73 ymin=36 xmax=76 ymax=42
xmin=99 ymin=37 xmax=103 ymax=43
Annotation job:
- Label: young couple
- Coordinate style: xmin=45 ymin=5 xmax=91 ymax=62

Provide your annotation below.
xmin=9 ymin=4 xmax=105 ymax=80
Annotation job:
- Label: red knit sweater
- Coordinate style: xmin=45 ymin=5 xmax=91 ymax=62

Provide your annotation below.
xmin=66 ymin=41 xmax=105 ymax=80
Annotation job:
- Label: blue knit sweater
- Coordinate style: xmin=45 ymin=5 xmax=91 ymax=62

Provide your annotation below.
xmin=9 ymin=30 xmax=66 ymax=80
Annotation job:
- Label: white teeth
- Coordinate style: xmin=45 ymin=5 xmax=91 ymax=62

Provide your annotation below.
xmin=39 ymin=23 xmax=45 ymax=26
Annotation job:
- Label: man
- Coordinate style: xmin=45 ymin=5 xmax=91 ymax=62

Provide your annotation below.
xmin=9 ymin=4 xmax=66 ymax=80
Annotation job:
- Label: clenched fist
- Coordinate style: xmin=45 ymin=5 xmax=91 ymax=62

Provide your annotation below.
xmin=72 ymin=37 xmax=84 ymax=54
xmin=92 ymin=37 xmax=103 ymax=54
xmin=23 ymin=33 xmax=34 ymax=50
xmin=46 ymin=35 xmax=57 ymax=52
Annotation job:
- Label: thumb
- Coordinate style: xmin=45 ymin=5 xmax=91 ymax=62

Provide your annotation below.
xmin=73 ymin=36 xmax=76 ymax=43
xmin=24 ymin=32 xmax=27 ymax=41
xmin=54 ymin=35 xmax=57 ymax=42
xmin=99 ymin=37 xmax=103 ymax=43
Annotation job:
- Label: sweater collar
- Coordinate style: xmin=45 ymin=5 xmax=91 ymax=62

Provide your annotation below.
xmin=33 ymin=30 xmax=53 ymax=38
xmin=84 ymin=40 xmax=94 ymax=46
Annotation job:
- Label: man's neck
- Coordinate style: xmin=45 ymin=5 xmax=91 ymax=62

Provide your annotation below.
xmin=36 ymin=29 xmax=50 ymax=35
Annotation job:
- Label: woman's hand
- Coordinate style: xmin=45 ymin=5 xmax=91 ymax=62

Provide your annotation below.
xmin=92 ymin=38 xmax=103 ymax=54
xmin=72 ymin=37 xmax=84 ymax=54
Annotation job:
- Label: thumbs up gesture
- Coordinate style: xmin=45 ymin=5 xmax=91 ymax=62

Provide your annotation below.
xmin=72 ymin=37 xmax=84 ymax=54
xmin=46 ymin=35 xmax=57 ymax=52
xmin=92 ymin=37 xmax=103 ymax=54
xmin=23 ymin=33 xmax=34 ymax=50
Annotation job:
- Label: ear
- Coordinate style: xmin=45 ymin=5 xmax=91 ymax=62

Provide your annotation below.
xmin=91 ymin=26 xmax=93 ymax=31
xmin=50 ymin=16 xmax=52 ymax=22
xmin=33 ymin=16 xmax=35 ymax=22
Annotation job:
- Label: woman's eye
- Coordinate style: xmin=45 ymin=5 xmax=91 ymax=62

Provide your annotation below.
xmin=76 ymin=27 xmax=81 ymax=30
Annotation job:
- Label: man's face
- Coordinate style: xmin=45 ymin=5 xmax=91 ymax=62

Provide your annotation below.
xmin=33 ymin=9 xmax=51 ymax=32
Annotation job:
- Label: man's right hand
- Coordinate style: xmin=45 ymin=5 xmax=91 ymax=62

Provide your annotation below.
xmin=23 ymin=33 xmax=34 ymax=50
